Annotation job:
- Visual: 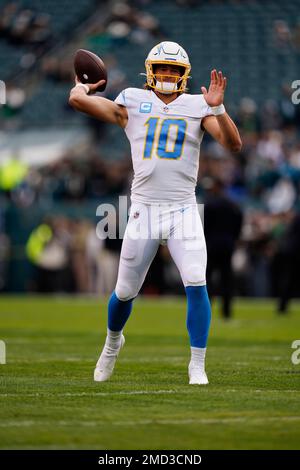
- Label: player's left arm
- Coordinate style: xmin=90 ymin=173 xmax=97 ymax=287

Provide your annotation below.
xmin=201 ymin=70 xmax=242 ymax=153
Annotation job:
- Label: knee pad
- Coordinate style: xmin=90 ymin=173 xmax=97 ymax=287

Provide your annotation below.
xmin=183 ymin=264 xmax=206 ymax=286
xmin=115 ymin=281 xmax=138 ymax=302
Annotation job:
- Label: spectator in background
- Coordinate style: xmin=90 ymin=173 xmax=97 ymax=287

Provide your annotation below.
xmin=41 ymin=56 xmax=74 ymax=83
xmin=5 ymin=5 xmax=52 ymax=51
xmin=273 ymin=19 xmax=293 ymax=51
xmin=0 ymin=84 xmax=26 ymax=130
xmin=86 ymin=224 xmax=104 ymax=294
xmin=9 ymin=8 xmax=35 ymax=45
xmin=0 ymin=2 xmax=19 ymax=38
xmin=96 ymin=213 xmax=122 ymax=296
xmin=204 ymin=177 xmax=243 ymax=318
xmin=256 ymin=130 xmax=285 ymax=167
xmin=274 ymin=212 xmax=300 ymax=313
xmin=279 ymin=83 xmax=300 ymax=127
xmin=24 ymin=12 xmax=52 ymax=51
xmin=260 ymin=99 xmax=282 ymax=131
xmin=0 ymin=152 xmax=28 ymax=197
xmin=104 ymin=1 xmax=164 ymax=45
xmin=70 ymin=219 xmax=93 ymax=293
xmin=243 ymin=211 xmax=275 ymax=298
xmin=236 ymin=97 xmax=260 ymax=134
xmin=26 ymin=216 xmax=72 ymax=292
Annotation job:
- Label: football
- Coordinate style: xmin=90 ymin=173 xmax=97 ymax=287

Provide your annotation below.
xmin=74 ymin=49 xmax=107 ymax=92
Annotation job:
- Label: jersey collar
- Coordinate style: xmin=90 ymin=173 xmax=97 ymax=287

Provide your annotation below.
xmin=150 ymin=90 xmax=185 ymax=107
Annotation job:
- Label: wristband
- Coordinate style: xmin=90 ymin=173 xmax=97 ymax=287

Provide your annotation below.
xmin=75 ymin=83 xmax=90 ymax=94
xmin=211 ymin=104 xmax=226 ymax=116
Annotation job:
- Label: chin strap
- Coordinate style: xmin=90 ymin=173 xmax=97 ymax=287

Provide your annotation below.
xmin=155 ymin=80 xmax=178 ymax=94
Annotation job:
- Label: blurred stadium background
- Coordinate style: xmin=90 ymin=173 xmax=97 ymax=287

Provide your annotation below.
xmin=1 ymin=0 xmax=300 ymax=452
xmin=0 ymin=0 xmax=300 ymax=315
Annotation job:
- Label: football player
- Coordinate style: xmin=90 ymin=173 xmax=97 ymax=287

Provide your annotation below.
xmin=69 ymin=41 xmax=242 ymax=385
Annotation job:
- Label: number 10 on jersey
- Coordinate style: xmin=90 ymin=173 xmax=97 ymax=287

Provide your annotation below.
xmin=143 ymin=117 xmax=187 ymax=160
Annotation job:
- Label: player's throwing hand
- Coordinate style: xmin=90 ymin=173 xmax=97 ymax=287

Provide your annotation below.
xmin=72 ymin=75 xmax=106 ymax=94
xmin=201 ymin=69 xmax=227 ymax=107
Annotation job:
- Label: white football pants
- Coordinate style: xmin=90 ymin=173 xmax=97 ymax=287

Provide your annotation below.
xmin=115 ymin=202 xmax=207 ymax=301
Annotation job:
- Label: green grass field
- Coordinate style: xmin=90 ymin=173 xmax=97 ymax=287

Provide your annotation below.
xmin=0 ymin=296 xmax=300 ymax=450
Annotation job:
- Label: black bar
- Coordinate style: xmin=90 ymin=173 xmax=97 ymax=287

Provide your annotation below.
xmin=0 ymin=450 xmax=298 ymax=468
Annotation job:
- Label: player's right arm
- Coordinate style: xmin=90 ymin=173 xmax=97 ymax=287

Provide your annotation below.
xmin=68 ymin=77 xmax=128 ymax=128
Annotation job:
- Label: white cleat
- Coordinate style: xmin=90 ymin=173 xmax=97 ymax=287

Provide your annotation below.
xmin=188 ymin=362 xmax=209 ymax=385
xmin=94 ymin=335 xmax=125 ymax=382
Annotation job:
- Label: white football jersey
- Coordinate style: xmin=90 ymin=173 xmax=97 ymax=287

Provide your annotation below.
xmin=114 ymin=88 xmax=213 ymax=204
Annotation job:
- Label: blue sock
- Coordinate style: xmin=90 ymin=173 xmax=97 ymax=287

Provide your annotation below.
xmin=108 ymin=291 xmax=133 ymax=332
xmin=185 ymin=285 xmax=211 ymax=348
